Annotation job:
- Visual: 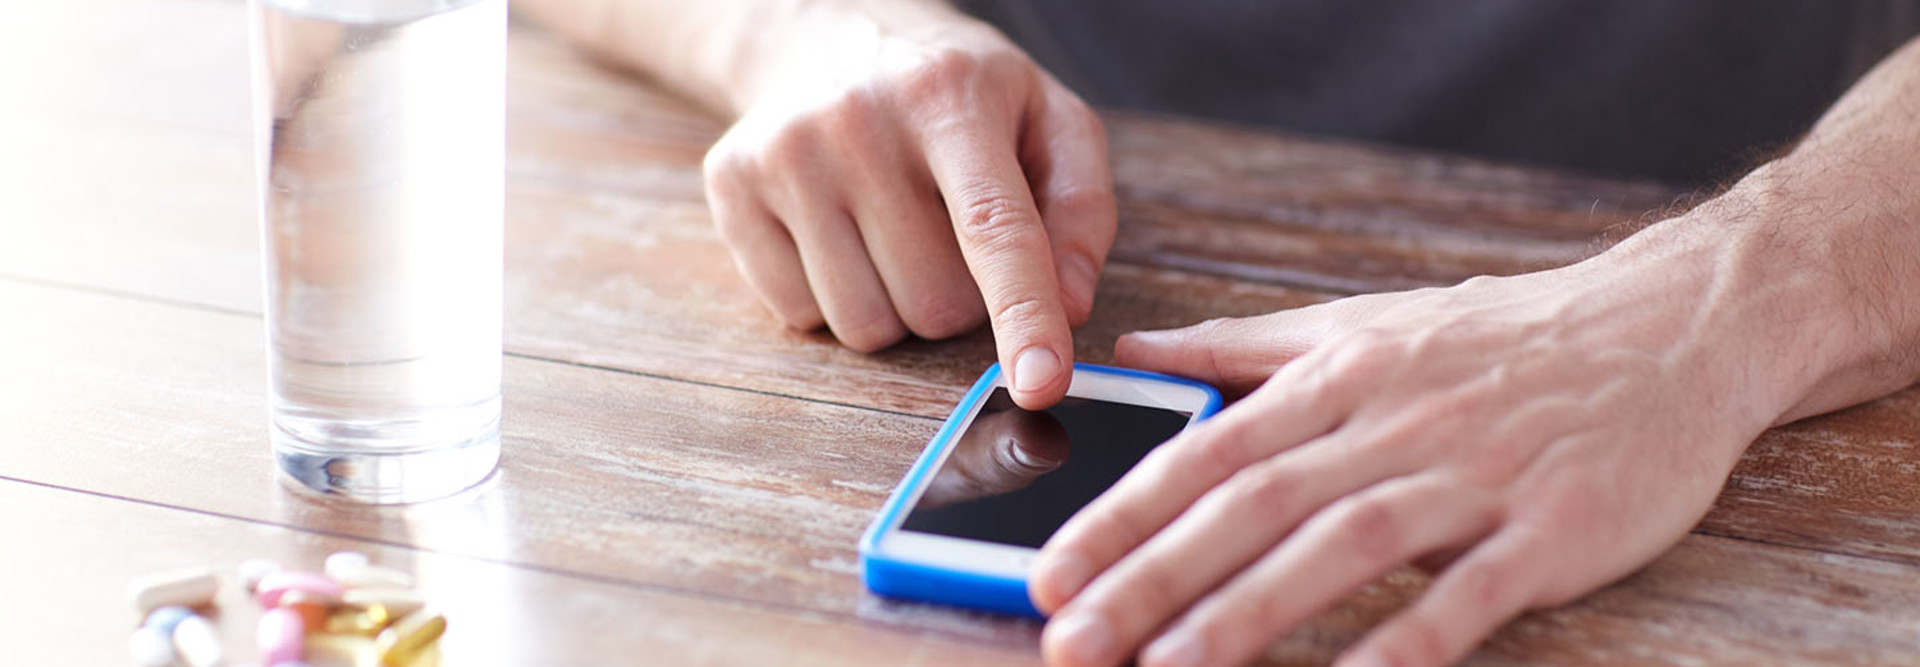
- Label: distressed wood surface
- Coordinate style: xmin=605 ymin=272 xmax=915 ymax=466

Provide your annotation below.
xmin=6 ymin=0 xmax=1920 ymax=664
xmin=8 ymin=282 xmax=1920 ymax=665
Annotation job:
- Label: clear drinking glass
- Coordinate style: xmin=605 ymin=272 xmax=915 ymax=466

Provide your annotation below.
xmin=250 ymin=0 xmax=504 ymax=502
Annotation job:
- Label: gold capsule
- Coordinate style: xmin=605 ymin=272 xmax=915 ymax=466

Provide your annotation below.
xmin=325 ymin=603 xmax=392 ymax=637
xmin=397 ymin=642 xmax=440 ymax=667
xmin=341 ymin=587 xmax=426 ymax=617
xmin=306 ymin=633 xmax=379 ymax=667
xmin=375 ymin=608 xmax=445 ymax=666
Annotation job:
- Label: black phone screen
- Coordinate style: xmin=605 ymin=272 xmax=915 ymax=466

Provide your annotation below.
xmin=899 ymin=387 xmax=1193 ymax=548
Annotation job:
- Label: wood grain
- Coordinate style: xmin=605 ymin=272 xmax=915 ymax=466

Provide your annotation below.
xmin=5 ymin=280 xmax=1920 ymax=664
xmin=0 ymin=479 xmax=1033 ymax=666
xmin=9 ymin=1 xmax=1920 ymax=664
xmin=10 ymin=5 xmax=1918 ymax=575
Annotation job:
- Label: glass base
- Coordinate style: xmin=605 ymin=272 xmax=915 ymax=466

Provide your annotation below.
xmin=273 ymin=418 xmax=499 ymax=504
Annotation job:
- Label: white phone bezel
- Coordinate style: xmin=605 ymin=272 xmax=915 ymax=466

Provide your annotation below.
xmin=869 ymin=369 xmax=1215 ymax=579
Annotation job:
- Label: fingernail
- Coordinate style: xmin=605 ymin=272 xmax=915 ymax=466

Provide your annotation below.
xmin=1049 ymin=612 xmax=1113 ymax=665
xmin=1059 ymin=253 xmax=1098 ymax=312
xmin=1036 ymin=552 xmax=1093 ymax=604
xmin=1013 ymin=346 xmax=1060 ymax=394
xmin=1143 ymin=628 xmax=1205 ymax=667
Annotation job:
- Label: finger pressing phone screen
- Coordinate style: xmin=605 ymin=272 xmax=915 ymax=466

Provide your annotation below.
xmin=901 ymin=387 xmax=1191 ymax=548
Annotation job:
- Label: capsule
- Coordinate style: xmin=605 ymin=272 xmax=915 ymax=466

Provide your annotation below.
xmin=374 ymin=608 xmax=445 ymax=666
xmin=128 ymin=566 xmax=218 ymax=614
xmin=129 ymin=625 xmax=176 ymax=667
xmin=257 ymin=571 xmax=345 ymax=608
xmin=172 ymin=614 xmax=224 ymax=667
xmin=332 ymin=564 xmax=414 ymax=590
xmin=325 ymin=603 xmax=392 ymax=637
xmin=341 ymin=588 xmax=426 ymax=617
xmin=324 ymin=551 xmax=371 ymax=580
xmin=142 ymin=605 xmax=195 ymax=635
xmin=259 ymin=606 xmax=306 ymax=665
xmin=306 ymin=633 xmax=378 ymax=667
xmin=239 ymin=558 xmax=283 ymax=593
xmin=279 ymin=589 xmax=338 ymax=629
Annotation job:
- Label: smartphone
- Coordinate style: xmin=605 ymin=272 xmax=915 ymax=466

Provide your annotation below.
xmin=859 ymin=362 xmax=1222 ymax=617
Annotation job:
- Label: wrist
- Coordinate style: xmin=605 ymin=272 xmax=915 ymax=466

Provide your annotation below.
xmin=718 ymin=0 xmax=977 ymax=114
xmin=1590 ymin=161 xmax=1920 ymax=428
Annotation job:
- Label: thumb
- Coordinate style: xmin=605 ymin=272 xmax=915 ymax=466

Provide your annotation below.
xmin=1114 ymin=311 xmax=1331 ymax=396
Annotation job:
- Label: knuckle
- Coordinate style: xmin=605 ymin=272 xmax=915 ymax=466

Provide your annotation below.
xmin=987 ymin=295 xmax=1052 ymax=333
xmin=1459 ymin=559 xmax=1515 ymax=611
xmin=1391 ymin=614 xmax=1455 ymax=664
xmin=1108 ymin=562 xmax=1182 ymax=623
xmin=1213 ymin=463 xmax=1301 ymax=515
xmin=900 ymin=293 xmax=986 ymax=340
xmin=1182 ymin=428 xmax=1257 ymax=481
xmin=1327 ymin=495 xmax=1405 ymax=562
xmin=701 ymin=146 xmax=756 ymax=201
xmin=773 ymin=304 xmax=826 ymax=332
xmin=953 ymin=192 xmax=1039 ymax=247
xmin=833 ymin=315 xmax=908 ymax=353
xmin=897 ymin=48 xmax=986 ymax=102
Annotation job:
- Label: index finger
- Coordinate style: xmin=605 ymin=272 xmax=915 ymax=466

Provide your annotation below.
xmin=922 ymin=111 xmax=1073 ymax=409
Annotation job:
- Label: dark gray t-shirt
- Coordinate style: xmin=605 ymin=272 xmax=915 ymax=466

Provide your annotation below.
xmin=961 ymin=0 xmax=1917 ymax=185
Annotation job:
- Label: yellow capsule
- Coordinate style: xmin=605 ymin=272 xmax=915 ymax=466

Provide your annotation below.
xmin=306 ymin=633 xmax=379 ymax=667
xmin=375 ymin=608 xmax=446 ymax=667
xmin=325 ymin=603 xmax=392 ymax=637
xmin=342 ymin=587 xmax=426 ymax=617
xmin=396 ymin=642 xmax=440 ymax=667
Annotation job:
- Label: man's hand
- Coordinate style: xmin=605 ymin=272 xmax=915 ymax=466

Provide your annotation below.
xmin=700 ymin=2 xmax=1112 ymax=408
xmin=517 ymin=0 xmax=1113 ymax=408
xmin=1023 ymin=196 xmax=1898 ymax=666
xmin=1028 ymin=35 xmax=1920 ymax=664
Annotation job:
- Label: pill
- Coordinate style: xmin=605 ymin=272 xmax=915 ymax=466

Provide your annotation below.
xmin=143 ymin=604 xmax=196 ymax=634
xmin=374 ymin=608 xmax=445 ymax=666
xmin=341 ymin=588 xmax=425 ymax=617
xmin=323 ymin=551 xmax=370 ymax=580
xmin=259 ymin=607 xmax=306 ymax=666
xmin=305 ymin=633 xmax=377 ymax=667
xmin=129 ymin=625 xmax=177 ymax=667
xmin=324 ymin=603 xmax=391 ymax=637
xmin=128 ymin=566 xmax=219 ymax=614
xmin=257 ymin=571 xmax=344 ymax=608
xmin=240 ymin=558 xmax=284 ymax=593
xmin=393 ymin=643 xmax=439 ymax=667
xmin=279 ymin=590 xmax=338 ymax=629
xmin=331 ymin=564 xmax=414 ymax=590
xmin=173 ymin=614 xmax=224 ymax=667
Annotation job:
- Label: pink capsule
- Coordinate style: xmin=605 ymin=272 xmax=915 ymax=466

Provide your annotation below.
xmin=258 ymin=607 xmax=306 ymax=665
xmin=255 ymin=571 xmax=344 ymax=608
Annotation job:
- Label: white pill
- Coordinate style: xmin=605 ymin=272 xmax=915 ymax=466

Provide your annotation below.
xmin=129 ymin=626 xmax=177 ymax=667
xmin=238 ymin=558 xmax=282 ymax=594
xmin=128 ymin=566 xmax=218 ymax=614
xmin=332 ymin=564 xmax=413 ymax=590
xmin=173 ymin=615 xmax=224 ymax=667
xmin=322 ymin=551 xmax=370 ymax=580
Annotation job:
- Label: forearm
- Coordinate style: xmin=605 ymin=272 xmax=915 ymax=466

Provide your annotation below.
xmin=513 ymin=0 xmax=960 ymax=116
xmin=1607 ymin=37 xmax=1920 ymax=426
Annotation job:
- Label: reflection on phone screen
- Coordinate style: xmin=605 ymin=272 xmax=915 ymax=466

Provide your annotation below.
xmin=900 ymin=387 xmax=1192 ymax=548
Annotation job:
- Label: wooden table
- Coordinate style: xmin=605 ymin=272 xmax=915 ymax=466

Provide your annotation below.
xmin=6 ymin=1 xmax=1920 ymax=664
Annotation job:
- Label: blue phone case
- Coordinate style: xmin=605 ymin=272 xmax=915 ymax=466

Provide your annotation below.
xmin=858 ymin=362 xmax=1224 ymax=618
